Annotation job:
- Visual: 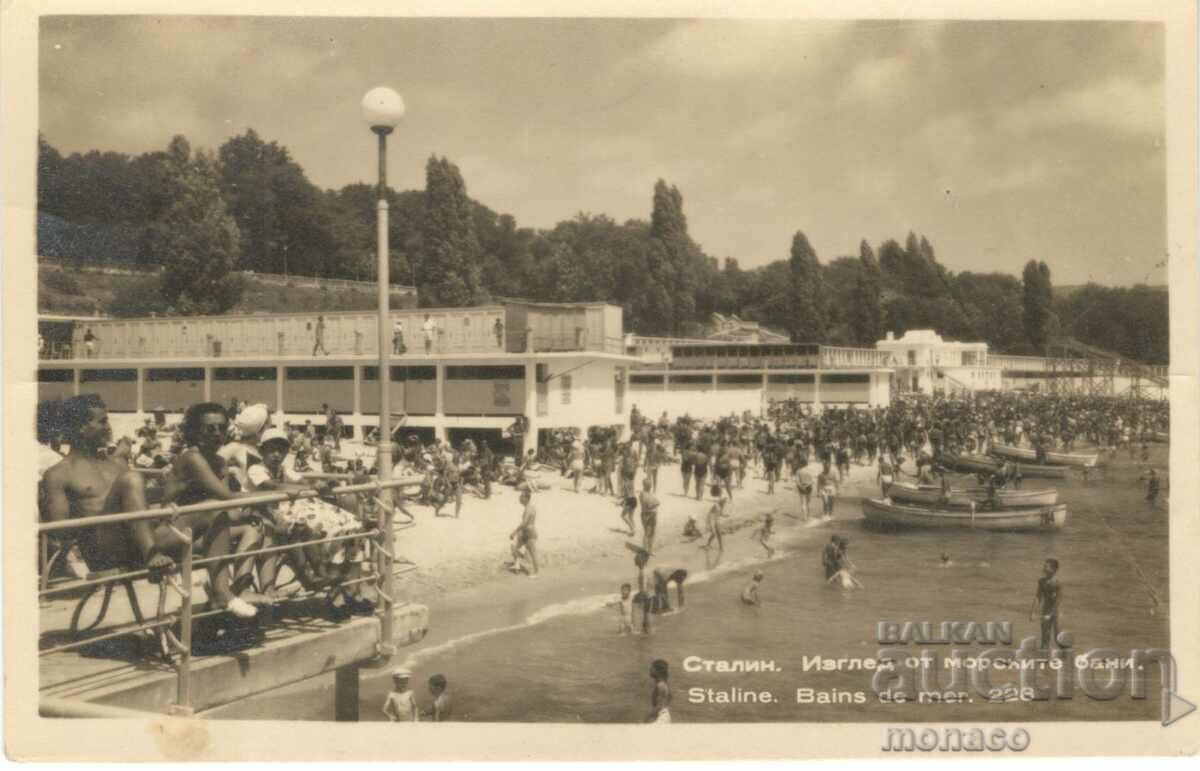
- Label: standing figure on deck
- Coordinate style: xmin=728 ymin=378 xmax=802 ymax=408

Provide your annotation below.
xmin=312 ymin=315 xmax=327 ymax=356
xmin=422 ymin=313 xmax=437 ymax=354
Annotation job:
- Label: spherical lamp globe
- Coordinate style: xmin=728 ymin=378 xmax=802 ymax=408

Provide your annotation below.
xmin=361 ymin=87 xmax=405 ymax=130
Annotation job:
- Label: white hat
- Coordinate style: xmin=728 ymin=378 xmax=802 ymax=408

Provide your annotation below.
xmin=391 ymin=668 xmax=412 ymax=679
xmin=260 ymin=428 xmax=289 ymax=447
xmin=234 ymin=403 xmax=270 ymax=439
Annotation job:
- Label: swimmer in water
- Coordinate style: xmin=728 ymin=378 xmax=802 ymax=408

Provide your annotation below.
xmin=827 ymin=536 xmax=863 ymax=589
xmin=939 ymin=551 xmax=954 ymax=568
xmin=741 ymin=571 xmax=764 ymax=605
xmin=827 ymin=567 xmax=864 ymax=590
xmin=608 ymin=582 xmax=635 ymax=635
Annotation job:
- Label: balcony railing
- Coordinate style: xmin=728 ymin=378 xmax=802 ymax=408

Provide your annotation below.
xmin=38 ymin=476 xmax=421 ymax=715
xmin=817 ymin=346 xmax=894 ymax=369
xmin=43 ymin=329 xmax=627 ymax=361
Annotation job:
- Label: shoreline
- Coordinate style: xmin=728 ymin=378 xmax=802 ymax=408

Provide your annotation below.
xmin=208 ymin=451 xmax=885 ymax=719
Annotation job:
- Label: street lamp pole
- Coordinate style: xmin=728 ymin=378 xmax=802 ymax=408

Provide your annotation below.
xmin=362 ymin=86 xmax=405 ymax=653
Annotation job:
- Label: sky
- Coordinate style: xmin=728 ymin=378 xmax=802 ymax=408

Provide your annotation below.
xmin=39 ymin=16 xmax=1166 ymax=285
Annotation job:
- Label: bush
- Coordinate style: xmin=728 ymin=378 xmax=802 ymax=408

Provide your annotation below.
xmin=108 ymin=275 xmax=168 ymax=317
xmin=43 ymin=269 xmax=83 ymax=295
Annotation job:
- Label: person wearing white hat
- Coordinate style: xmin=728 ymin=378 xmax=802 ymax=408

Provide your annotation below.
xmin=382 ymin=668 xmax=419 ymax=722
xmin=209 ymin=402 xmax=272 ymax=604
xmin=220 ymin=404 xmax=269 ymax=480
xmin=248 ymin=428 xmax=343 ymax=597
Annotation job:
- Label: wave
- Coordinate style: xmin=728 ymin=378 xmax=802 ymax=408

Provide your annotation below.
xmin=390 ymin=525 xmax=826 ymax=674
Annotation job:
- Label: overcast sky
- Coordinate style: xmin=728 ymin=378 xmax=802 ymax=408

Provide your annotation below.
xmin=39 ymin=16 xmax=1165 ymax=285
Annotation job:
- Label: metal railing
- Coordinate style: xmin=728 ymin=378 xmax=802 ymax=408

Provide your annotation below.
xmin=38 ymin=476 xmax=422 ymax=716
xmin=818 ymin=346 xmax=894 ymax=369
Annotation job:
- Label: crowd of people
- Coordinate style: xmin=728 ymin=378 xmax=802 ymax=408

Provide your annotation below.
xmin=36 ymin=386 xmax=1167 ymax=701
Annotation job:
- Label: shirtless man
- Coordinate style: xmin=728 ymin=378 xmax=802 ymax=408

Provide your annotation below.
xmin=1030 ymin=558 xmax=1061 ymax=652
xmin=508 ymin=488 xmax=539 ymax=577
xmin=42 ymin=395 xmax=146 ymax=575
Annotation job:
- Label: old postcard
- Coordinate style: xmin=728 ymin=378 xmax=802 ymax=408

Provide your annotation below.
xmin=3 ymin=0 xmax=1198 ymax=761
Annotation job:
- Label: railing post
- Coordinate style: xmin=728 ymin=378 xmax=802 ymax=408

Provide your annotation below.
xmin=171 ymin=528 xmax=195 ymax=716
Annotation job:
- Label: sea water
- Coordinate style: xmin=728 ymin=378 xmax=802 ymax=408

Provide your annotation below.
xmin=358 ymin=445 xmax=1169 ymax=723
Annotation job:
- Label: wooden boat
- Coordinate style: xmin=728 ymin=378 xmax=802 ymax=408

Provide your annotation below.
xmin=887 ymin=480 xmax=1058 ymax=509
xmin=862 ymin=498 xmax=1067 ymax=532
xmin=990 ymin=443 xmax=1098 ymax=468
xmin=942 ymin=453 xmax=1069 ymax=480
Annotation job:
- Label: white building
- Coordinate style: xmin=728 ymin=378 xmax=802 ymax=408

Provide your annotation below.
xmin=875 ymin=329 xmax=1001 ymax=395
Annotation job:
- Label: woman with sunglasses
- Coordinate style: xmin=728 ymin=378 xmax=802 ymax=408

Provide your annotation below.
xmin=161 ymin=402 xmax=266 ymax=618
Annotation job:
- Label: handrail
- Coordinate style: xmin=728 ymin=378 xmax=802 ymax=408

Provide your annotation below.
xmin=38 ymin=474 xmax=421 ymax=715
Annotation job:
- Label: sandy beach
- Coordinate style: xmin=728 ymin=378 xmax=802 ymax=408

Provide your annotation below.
xmin=209 ymin=444 xmax=884 ymax=719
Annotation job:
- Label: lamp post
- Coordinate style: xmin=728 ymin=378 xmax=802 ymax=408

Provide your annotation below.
xmin=362 ymin=85 xmax=405 ymax=651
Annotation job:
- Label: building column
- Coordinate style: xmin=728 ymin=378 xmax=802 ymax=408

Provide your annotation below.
xmin=275 ymin=365 xmax=285 ymax=420
xmin=352 ymin=365 xmax=362 ymax=439
xmin=813 ymin=372 xmax=822 ymax=410
xmin=136 ymin=367 xmax=145 ymax=416
xmin=433 ymin=364 xmax=447 ymax=442
xmin=761 ymin=370 xmax=768 ymax=416
xmin=72 ymin=367 xmax=81 ymax=397
xmin=333 ymin=665 xmax=360 ymax=722
xmin=203 ymin=366 xmax=212 ymax=402
xmin=524 ymin=360 xmax=539 ymax=456
xmin=435 ymin=364 xmax=445 ymax=417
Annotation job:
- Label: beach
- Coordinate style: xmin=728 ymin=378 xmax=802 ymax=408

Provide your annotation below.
xmin=208 ymin=440 xmax=1169 ymax=722
xmin=209 ymin=444 xmax=886 ymax=719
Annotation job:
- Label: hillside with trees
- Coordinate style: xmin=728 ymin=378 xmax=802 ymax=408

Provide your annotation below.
xmin=37 ymin=131 xmax=1169 ymax=363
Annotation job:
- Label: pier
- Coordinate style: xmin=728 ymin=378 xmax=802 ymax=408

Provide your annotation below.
xmin=38 ymin=479 xmax=428 ymax=720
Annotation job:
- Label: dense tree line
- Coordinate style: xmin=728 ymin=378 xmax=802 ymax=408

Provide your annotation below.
xmin=37 ymin=131 xmax=1168 ymax=361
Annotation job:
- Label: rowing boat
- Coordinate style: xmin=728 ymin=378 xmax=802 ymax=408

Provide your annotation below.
xmin=941 ymin=453 xmax=1069 ymax=480
xmin=990 ymin=443 xmax=1099 ymax=468
xmin=886 ymin=480 xmax=1058 ymax=509
xmin=862 ymin=498 xmax=1068 ymax=532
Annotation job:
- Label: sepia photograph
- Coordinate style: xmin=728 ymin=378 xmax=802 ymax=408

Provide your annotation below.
xmin=4 ymin=1 xmax=1198 ymax=761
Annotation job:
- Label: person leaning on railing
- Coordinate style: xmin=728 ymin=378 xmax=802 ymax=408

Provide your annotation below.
xmin=39 ymin=396 xmax=252 ymax=621
xmin=158 ymin=402 xmax=270 ymax=618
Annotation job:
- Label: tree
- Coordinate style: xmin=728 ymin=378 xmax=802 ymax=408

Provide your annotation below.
xmin=1022 ymin=259 xmax=1054 ymax=352
xmin=786 ymin=231 xmax=826 ymax=342
xmin=649 ymin=180 xmax=705 ymax=333
xmin=150 ymin=137 xmax=243 ymax=314
xmin=218 ymin=129 xmax=332 ymax=275
xmin=850 ymin=239 xmax=884 ymax=344
xmin=418 ymin=156 xmax=485 ymax=307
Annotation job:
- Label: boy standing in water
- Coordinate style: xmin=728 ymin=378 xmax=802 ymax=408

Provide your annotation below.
xmin=648 ymin=659 xmax=672 ymax=723
xmin=427 ymin=674 xmax=452 ymax=721
xmin=1030 ymin=558 xmax=1061 ymax=652
xmin=382 ymin=669 xmax=419 ymax=722
xmin=610 ymin=583 xmax=635 ymax=635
